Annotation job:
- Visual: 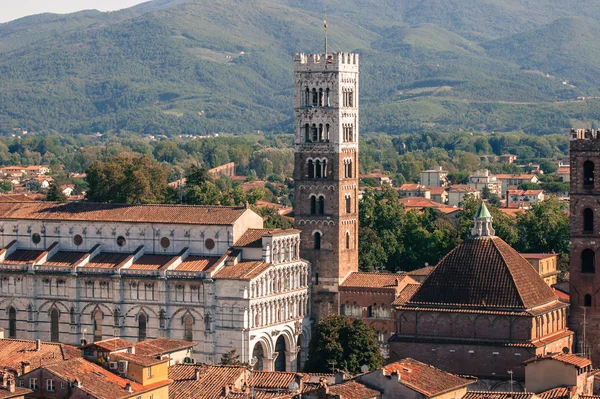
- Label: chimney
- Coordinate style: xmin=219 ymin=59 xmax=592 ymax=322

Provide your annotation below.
xmin=21 ymin=361 xmax=31 ymax=375
xmin=6 ymin=377 xmax=15 ymax=393
xmin=74 ymin=378 xmax=82 ymax=388
xmin=124 ymin=383 xmax=133 ymax=393
xmin=36 ymin=339 xmax=41 ymax=352
xmin=195 ymin=369 xmax=201 ymax=381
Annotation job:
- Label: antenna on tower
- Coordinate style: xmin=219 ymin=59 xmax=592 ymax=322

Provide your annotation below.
xmin=324 ymin=2 xmax=328 ymax=56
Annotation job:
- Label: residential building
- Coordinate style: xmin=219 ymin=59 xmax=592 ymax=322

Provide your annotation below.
xmin=447 ymin=185 xmax=480 ymax=207
xmin=506 ymin=190 xmax=545 ymax=208
xmin=496 ymin=174 xmax=539 ymax=192
xmin=293 ymin=51 xmax=360 ymax=321
xmin=556 ymin=168 xmax=570 ymax=182
xmin=569 ymin=128 xmax=600 ymax=364
xmin=520 ymin=253 xmax=560 ymax=286
xmin=18 ymin=356 xmax=170 ymax=399
xmin=390 ymin=203 xmax=573 ymax=382
xmin=524 ymin=353 xmax=594 ymax=396
xmin=430 ymin=187 xmax=448 ymax=204
xmin=499 ymin=154 xmax=518 ymax=164
xmin=468 ymin=170 xmax=502 ymax=196
xmin=83 ymin=338 xmax=196 ymax=367
xmin=420 ymin=168 xmax=448 ymax=187
xmin=363 ymin=173 xmax=393 ymax=186
xmin=398 ymin=184 xmax=431 ymax=199
xmin=356 ymin=358 xmax=474 ymax=399
xmin=339 ymin=272 xmax=419 ymax=345
xmin=0 ymin=202 xmax=310 ymax=371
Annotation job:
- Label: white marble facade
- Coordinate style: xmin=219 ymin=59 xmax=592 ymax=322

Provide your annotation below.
xmin=0 ymin=203 xmax=311 ymax=372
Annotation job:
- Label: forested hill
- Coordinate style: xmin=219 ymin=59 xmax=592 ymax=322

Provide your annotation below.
xmin=2 ymin=0 xmax=600 ymax=136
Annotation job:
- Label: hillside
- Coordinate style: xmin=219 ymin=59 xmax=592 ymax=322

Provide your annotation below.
xmin=1 ymin=0 xmax=600 ymax=136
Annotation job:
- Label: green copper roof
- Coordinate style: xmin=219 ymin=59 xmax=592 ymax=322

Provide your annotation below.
xmin=475 ymin=202 xmax=492 ymax=219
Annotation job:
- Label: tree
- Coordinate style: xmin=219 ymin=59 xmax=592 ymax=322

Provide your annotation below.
xmin=186 ymin=165 xmax=212 ymax=187
xmin=253 ymin=206 xmax=294 ymax=229
xmin=46 ymin=184 xmax=67 ymax=202
xmin=518 ymin=182 xmax=542 ymax=190
xmin=221 ymin=348 xmax=251 ymax=369
xmin=305 ymin=315 xmax=383 ymax=374
xmin=515 ymin=197 xmax=569 ymax=254
xmin=85 ymin=155 xmax=170 ymax=204
xmin=185 ymin=181 xmax=222 ymax=205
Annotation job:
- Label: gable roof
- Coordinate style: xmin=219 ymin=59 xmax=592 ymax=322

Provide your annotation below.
xmin=326 ymin=380 xmax=381 ymax=399
xmin=341 ymin=272 xmax=410 ymax=288
xmin=0 ymin=202 xmax=251 ymax=226
xmin=84 ymin=338 xmax=134 ymax=352
xmin=134 ymin=338 xmax=195 ymax=356
xmin=378 ymin=358 xmax=474 ymax=397
xmin=168 ymin=364 xmax=247 ymax=399
xmin=393 ymin=284 xmax=421 ymax=306
xmin=524 ymin=353 xmax=591 ymax=369
xmin=463 ymin=392 xmax=536 ymax=399
xmin=0 ymin=338 xmax=81 ymax=375
xmin=406 ymin=236 xmax=557 ymax=310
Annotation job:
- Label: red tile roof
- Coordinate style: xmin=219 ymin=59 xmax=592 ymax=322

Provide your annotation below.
xmin=463 ymin=392 xmax=535 ymax=399
xmin=408 ymin=266 xmax=436 ymax=276
xmin=0 ymin=202 xmax=250 ymax=225
xmin=406 ymin=237 xmax=558 ymax=310
xmin=84 ymin=338 xmax=134 ymax=352
xmin=175 ymin=256 xmax=220 ymax=272
xmin=248 ymin=371 xmax=307 ymax=390
xmin=43 ymin=251 xmax=87 ymax=267
xmin=234 ymin=228 xmax=299 ymax=248
xmin=134 ymin=339 xmax=195 ymax=356
xmin=326 ymin=380 xmax=381 ymax=399
xmin=399 ymin=184 xmax=429 ymax=192
xmin=0 ymin=338 xmax=81 ymax=375
xmin=448 ymin=185 xmax=479 ymax=193
xmin=341 ymin=272 xmax=409 ymax=288
xmin=168 ymin=364 xmax=247 ymax=399
xmin=524 ymin=353 xmax=591 ymax=369
xmin=130 ymin=254 xmax=176 ymax=270
xmin=0 ymin=194 xmax=37 ymax=203
xmin=3 ymin=250 xmax=43 ymax=264
xmin=85 ymin=252 xmax=129 ymax=269
xmin=44 ymin=357 xmax=169 ymax=399
xmin=393 ymin=284 xmax=421 ymax=306
xmin=400 ymin=198 xmax=443 ymax=208
xmin=538 ymin=386 xmax=576 ymax=399
xmin=429 ymin=187 xmax=448 ymax=195
xmin=214 ymin=261 xmax=271 ymax=280
xmin=520 ymin=253 xmax=558 ymax=260
xmin=110 ymin=352 xmax=169 ymax=367
xmin=380 ymin=358 xmax=474 ymax=396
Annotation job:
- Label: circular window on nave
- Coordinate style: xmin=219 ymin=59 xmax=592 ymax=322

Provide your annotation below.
xmin=32 ymin=233 xmax=41 ymax=244
xmin=205 ymin=238 xmax=215 ymax=250
xmin=116 ymin=236 xmax=126 ymax=247
xmin=73 ymin=234 xmax=83 ymax=246
xmin=160 ymin=237 xmax=170 ymax=249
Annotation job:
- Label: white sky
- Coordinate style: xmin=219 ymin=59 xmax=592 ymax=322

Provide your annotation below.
xmin=1 ymin=0 xmax=148 ymax=23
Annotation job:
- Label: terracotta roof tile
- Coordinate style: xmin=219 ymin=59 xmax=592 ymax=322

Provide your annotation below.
xmin=408 ymin=266 xmax=436 ymax=276
xmin=44 ymin=358 xmax=169 ymax=399
xmin=0 ymin=195 xmax=37 ymax=203
xmin=400 ymin=198 xmax=443 ymax=208
xmin=130 ymin=254 xmax=176 ymax=270
xmin=393 ymin=284 xmax=421 ymax=305
xmin=0 ymin=386 xmax=31 ymax=399
xmin=214 ymin=261 xmax=270 ymax=280
xmin=234 ymin=228 xmax=300 ymax=248
xmin=326 ymin=380 xmax=381 ymax=399
xmin=248 ymin=371 xmax=307 ymax=389
xmin=85 ymin=252 xmax=130 ymax=269
xmin=520 ymin=253 xmax=558 ymax=260
xmin=448 ymin=185 xmax=479 ymax=193
xmin=341 ymin=272 xmax=409 ymax=288
xmin=43 ymin=251 xmax=87 ymax=267
xmin=398 ymin=184 xmax=429 ymax=192
xmin=380 ymin=358 xmax=473 ymax=396
xmin=463 ymin=392 xmax=535 ymax=399
xmin=3 ymin=250 xmax=43 ymax=264
xmin=524 ymin=353 xmax=591 ymax=369
xmin=84 ymin=338 xmax=134 ymax=352
xmin=0 ymin=202 xmax=249 ymax=225
xmin=168 ymin=364 xmax=247 ymax=399
xmin=406 ymin=237 xmax=557 ymax=310
xmin=496 ymin=174 xmax=536 ymax=180
xmin=175 ymin=256 xmax=220 ymax=272
xmin=109 ymin=352 xmax=169 ymax=367
xmin=429 ymin=187 xmax=448 ymax=195
xmin=134 ymin=339 xmax=195 ymax=356
xmin=538 ymin=386 xmax=576 ymax=399
xmin=0 ymin=338 xmax=81 ymax=375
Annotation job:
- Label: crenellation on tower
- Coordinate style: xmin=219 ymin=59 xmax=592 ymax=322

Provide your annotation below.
xmin=293 ymin=51 xmax=360 ymax=321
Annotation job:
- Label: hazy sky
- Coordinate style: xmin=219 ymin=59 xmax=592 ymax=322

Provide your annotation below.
xmin=1 ymin=1 xmax=148 ymax=23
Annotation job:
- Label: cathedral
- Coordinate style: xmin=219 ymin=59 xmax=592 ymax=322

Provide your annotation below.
xmin=0 ymin=201 xmax=310 ymax=372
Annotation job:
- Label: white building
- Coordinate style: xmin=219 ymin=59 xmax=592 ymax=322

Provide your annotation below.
xmin=447 ymin=185 xmax=480 ymax=207
xmin=420 ymin=167 xmax=448 ymax=187
xmin=0 ymin=202 xmax=310 ymax=372
xmin=468 ymin=169 xmax=502 ymax=196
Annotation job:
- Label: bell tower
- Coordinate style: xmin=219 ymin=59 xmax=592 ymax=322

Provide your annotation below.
xmin=293 ymin=52 xmax=360 ymax=321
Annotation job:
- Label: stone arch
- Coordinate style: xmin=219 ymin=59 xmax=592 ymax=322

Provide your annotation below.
xmin=50 ymin=307 xmax=60 ymax=342
xmin=80 ymin=302 xmax=112 ymax=318
xmin=39 ymin=300 xmax=70 ymax=315
xmin=252 ymin=340 xmax=268 ymax=371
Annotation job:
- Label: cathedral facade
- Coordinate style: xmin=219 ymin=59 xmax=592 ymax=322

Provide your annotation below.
xmin=0 ymin=202 xmax=310 ymax=372
xmin=293 ymin=52 xmax=360 ymax=321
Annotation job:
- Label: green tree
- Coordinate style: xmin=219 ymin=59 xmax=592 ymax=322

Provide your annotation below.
xmin=85 ymin=155 xmax=170 ymax=204
xmin=221 ymin=348 xmax=251 ymax=369
xmin=515 ymin=197 xmax=569 ymax=254
xmin=253 ymin=206 xmax=294 ymax=229
xmin=185 ymin=181 xmax=222 ymax=205
xmin=46 ymin=184 xmax=67 ymax=202
xmin=186 ymin=165 xmax=212 ymax=187
xmin=518 ymin=182 xmax=542 ymax=190
xmin=305 ymin=315 xmax=383 ymax=374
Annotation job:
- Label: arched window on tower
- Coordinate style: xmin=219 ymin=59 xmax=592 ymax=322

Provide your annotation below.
xmin=318 ymin=88 xmax=323 ymax=106
xmin=584 ymin=161 xmax=595 ymax=188
xmin=582 ymin=249 xmax=595 ymax=273
xmin=184 ymin=314 xmax=193 ymax=342
xmin=322 ymin=159 xmax=328 ymax=178
xmin=304 ymin=124 xmax=310 ymax=142
xmin=138 ymin=313 xmax=147 ymax=341
xmin=315 ymin=160 xmax=322 ymax=179
xmin=311 ymin=124 xmax=318 ymax=142
xmin=305 ymin=88 xmax=310 ymax=106
xmin=345 ymin=195 xmax=351 ymax=214
xmin=308 ymin=160 xmax=314 ymax=179
xmin=346 ymin=232 xmax=351 ymax=250
xmin=69 ymin=307 xmax=75 ymax=324
xmin=93 ymin=311 xmax=103 ymax=342
xmin=318 ymin=124 xmax=323 ymax=142
xmin=318 ymin=196 xmax=325 ymax=215
xmin=310 ymin=196 xmax=317 ymax=215
xmin=325 ymin=124 xmax=330 ymax=141
xmin=313 ymin=232 xmax=321 ymax=250
xmin=584 ymin=208 xmax=594 ymax=233
xmin=325 ymin=88 xmax=330 ymax=106
xmin=348 ymin=160 xmax=353 ymax=178
xmin=8 ymin=307 xmax=16 ymax=338
xmin=312 ymin=88 xmax=318 ymax=107
xmin=50 ymin=308 xmax=59 ymax=342
xmin=585 ymin=294 xmax=592 ymax=307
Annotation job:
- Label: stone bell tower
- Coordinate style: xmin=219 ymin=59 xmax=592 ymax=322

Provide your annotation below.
xmin=293 ymin=52 xmax=360 ymax=321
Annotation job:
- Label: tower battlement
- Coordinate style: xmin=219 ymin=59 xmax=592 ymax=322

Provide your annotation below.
xmin=570 ymin=128 xmax=600 ymax=141
xmin=294 ymin=52 xmax=359 ymax=71
xmin=570 ymin=129 xmax=600 ymax=151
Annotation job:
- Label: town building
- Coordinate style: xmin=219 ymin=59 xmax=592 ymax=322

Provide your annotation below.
xmin=556 ymin=168 xmax=570 ymax=182
xmin=421 ymin=168 xmax=448 ymax=187
xmin=524 ymin=353 xmax=594 ymax=396
xmin=0 ymin=202 xmax=310 ymax=372
xmin=390 ymin=203 xmax=573 ymax=382
xmin=398 ymin=184 xmax=431 ymax=199
xmin=569 ymin=128 xmax=600 ymax=363
xmin=468 ymin=170 xmax=502 ymax=196
xmin=362 ymin=173 xmax=393 ymax=187
xmin=447 ymin=185 xmax=480 ymax=207
xmin=506 ymin=190 xmax=545 ymax=208
xmin=499 ymin=154 xmax=518 ymax=164
xmin=83 ymin=337 xmax=196 ymax=366
xmin=430 ymin=187 xmax=448 ymax=204
xmin=356 ymin=358 xmax=474 ymax=399
xmin=0 ymin=371 xmax=29 ymax=399
xmin=520 ymin=253 xmax=560 ymax=287
xmin=495 ymin=174 xmax=539 ymax=192
xmin=293 ymin=52 xmax=360 ymax=321
xmin=0 ymin=338 xmax=81 ymax=376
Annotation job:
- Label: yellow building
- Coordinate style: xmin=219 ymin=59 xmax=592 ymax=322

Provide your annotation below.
xmin=520 ymin=253 xmax=560 ymax=286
